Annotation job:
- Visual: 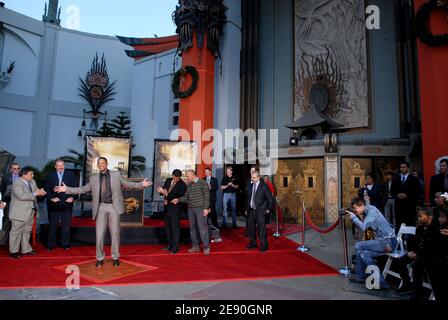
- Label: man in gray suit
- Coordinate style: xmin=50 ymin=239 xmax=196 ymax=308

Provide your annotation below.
xmin=55 ymin=157 xmax=152 ymax=267
xmin=9 ymin=167 xmax=47 ymax=258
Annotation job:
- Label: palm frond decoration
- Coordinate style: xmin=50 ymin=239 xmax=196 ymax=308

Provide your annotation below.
xmin=60 ymin=149 xmax=85 ymax=170
xmin=78 ymin=53 xmax=117 ymax=131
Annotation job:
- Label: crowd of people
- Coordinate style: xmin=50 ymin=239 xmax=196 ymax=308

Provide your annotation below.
xmin=349 ymin=159 xmax=448 ymax=301
xmin=1 ymin=157 xmax=447 ymax=301
xmin=0 ymin=159 xmax=274 ymax=265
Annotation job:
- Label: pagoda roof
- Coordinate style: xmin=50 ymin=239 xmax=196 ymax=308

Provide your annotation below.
xmin=285 ymin=107 xmax=344 ymax=130
xmin=116 ymin=35 xmax=178 ymax=60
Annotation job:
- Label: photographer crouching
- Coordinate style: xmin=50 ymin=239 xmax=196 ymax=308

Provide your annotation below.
xmin=349 ymin=197 xmax=397 ymax=290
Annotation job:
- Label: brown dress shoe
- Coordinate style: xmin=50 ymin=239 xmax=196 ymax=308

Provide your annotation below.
xmin=187 ymin=247 xmax=200 ymax=253
xmin=203 ymin=247 xmax=210 ymax=255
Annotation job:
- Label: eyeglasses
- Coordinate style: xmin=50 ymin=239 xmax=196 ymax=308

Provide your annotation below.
xmin=12 ymin=168 xmax=20 ymax=171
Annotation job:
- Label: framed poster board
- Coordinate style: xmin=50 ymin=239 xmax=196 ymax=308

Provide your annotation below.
xmin=85 ymin=136 xmax=131 ymax=183
xmin=121 ymin=178 xmax=145 ymax=226
xmin=152 ymin=139 xmax=198 ymax=201
xmin=0 ymin=149 xmax=15 ymax=183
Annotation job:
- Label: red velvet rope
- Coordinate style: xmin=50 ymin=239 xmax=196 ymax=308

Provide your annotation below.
xmin=304 ymin=211 xmax=340 ymax=234
xmin=276 ymin=205 xmax=285 ymax=229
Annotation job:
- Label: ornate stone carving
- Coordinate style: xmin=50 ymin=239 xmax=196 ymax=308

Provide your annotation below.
xmin=172 ymin=0 xmax=227 ymax=59
xmin=294 ymin=0 xmax=369 ymax=130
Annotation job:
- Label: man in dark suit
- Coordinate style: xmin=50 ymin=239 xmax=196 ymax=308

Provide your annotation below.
xmin=204 ymin=168 xmax=219 ymax=228
xmin=390 ymin=161 xmax=421 ymax=230
xmin=0 ymin=163 xmax=20 ymax=246
xmin=358 ymin=173 xmax=382 ymax=209
xmin=429 ymin=158 xmax=448 ymax=207
xmin=246 ymin=171 xmax=274 ymax=252
xmin=382 ymin=171 xmax=396 ymax=225
xmin=156 ymin=169 xmax=187 ymax=254
xmin=44 ymin=159 xmax=78 ymax=251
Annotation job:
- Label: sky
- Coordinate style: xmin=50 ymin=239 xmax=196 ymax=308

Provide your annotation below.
xmin=4 ymin=0 xmax=179 ymax=37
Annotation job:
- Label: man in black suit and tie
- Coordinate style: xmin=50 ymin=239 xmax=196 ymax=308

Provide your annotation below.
xmin=157 ymin=169 xmax=187 ymax=254
xmin=429 ymin=158 xmax=448 ymax=207
xmin=246 ymin=171 xmax=274 ymax=252
xmin=204 ymin=168 xmax=219 ymax=228
xmin=390 ymin=161 xmax=421 ymax=230
xmin=44 ymin=159 xmax=78 ymax=251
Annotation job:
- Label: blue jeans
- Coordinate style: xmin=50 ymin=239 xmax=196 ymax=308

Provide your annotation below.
xmin=222 ymin=193 xmax=237 ymax=226
xmin=354 ymin=237 xmax=398 ymax=288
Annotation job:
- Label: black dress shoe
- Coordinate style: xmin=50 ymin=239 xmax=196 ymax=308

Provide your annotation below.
xmin=170 ymin=248 xmax=179 ymax=254
xmin=246 ymin=244 xmax=258 ymax=250
xmin=62 ymin=247 xmax=70 ymax=251
xmin=46 ymin=247 xmax=54 ymax=252
xmin=95 ymin=260 xmax=104 ymax=267
xmin=259 ymin=247 xmax=268 ymax=252
xmin=10 ymin=253 xmax=21 ymax=259
xmin=162 ymin=246 xmax=171 ymax=251
xmin=113 ymin=259 xmax=120 ymax=267
xmin=22 ymin=250 xmax=37 ymax=255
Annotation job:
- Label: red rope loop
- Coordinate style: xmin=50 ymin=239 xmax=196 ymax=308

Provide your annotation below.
xmin=304 ymin=211 xmax=340 ymax=234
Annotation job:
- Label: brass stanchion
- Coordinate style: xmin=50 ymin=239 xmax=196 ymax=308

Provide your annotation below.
xmin=339 ymin=210 xmax=352 ymax=276
xmin=273 ymin=197 xmax=280 ymax=238
xmin=298 ymin=202 xmax=310 ymax=252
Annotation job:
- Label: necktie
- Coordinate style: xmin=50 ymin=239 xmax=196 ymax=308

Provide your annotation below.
xmin=444 ymin=174 xmax=448 ymax=191
xmin=25 ymin=181 xmax=32 ymax=193
xmin=12 ymin=175 xmax=18 ymax=183
xmin=101 ymin=174 xmax=107 ymax=201
xmin=250 ymin=183 xmax=257 ymax=209
xmin=168 ymin=180 xmax=176 ymax=194
xmin=401 ymin=175 xmax=406 ymax=184
xmin=25 ymin=182 xmax=37 ymax=210
xmin=58 ymin=172 xmax=63 ymax=186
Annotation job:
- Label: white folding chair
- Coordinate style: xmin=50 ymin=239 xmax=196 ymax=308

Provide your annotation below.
xmin=382 ymin=224 xmax=416 ymax=283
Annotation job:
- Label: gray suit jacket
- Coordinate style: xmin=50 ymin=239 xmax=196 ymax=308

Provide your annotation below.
xmin=9 ymin=178 xmax=38 ymax=222
xmin=65 ymin=171 xmax=144 ymax=220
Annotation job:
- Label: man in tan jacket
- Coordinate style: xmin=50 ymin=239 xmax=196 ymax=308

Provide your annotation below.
xmin=55 ymin=157 xmax=152 ymax=267
xmin=9 ymin=167 xmax=47 ymax=258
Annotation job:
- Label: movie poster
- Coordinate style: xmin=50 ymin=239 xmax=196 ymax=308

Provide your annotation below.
xmin=85 ymin=136 xmax=131 ymax=183
xmin=121 ymin=178 xmax=145 ymax=226
xmin=152 ymin=140 xmax=198 ymax=201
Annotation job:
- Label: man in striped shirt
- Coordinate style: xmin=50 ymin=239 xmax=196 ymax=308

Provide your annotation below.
xmin=172 ymin=169 xmax=211 ymax=254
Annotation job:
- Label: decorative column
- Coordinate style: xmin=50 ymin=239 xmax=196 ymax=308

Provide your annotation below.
xmin=172 ymin=1 xmax=227 ymax=175
xmin=414 ymin=0 xmax=448 ymax=198
xmin=324 ymin=153 xmax=340 ymax=224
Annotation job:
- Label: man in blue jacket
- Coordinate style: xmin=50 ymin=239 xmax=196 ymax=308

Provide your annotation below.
xmin=349 ymin=197 xmax=397 ymax=289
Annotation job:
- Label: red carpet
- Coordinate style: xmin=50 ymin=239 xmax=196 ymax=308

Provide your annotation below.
xmin=0 ymin=228 xmax=337 ymax=289
xmin=71 ymin=217 xmax=191 ymax=228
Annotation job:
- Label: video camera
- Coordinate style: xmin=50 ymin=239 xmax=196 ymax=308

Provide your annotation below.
xmin=338 ymin=208 xmax=354 ymax=217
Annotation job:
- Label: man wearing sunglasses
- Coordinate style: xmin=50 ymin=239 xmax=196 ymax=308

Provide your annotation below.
xmin=0 ymin=163 xmax=20 ymax=246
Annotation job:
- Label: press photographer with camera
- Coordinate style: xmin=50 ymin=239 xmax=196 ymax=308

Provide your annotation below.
xmin=348 ymin=197 xmax=397 ymax=289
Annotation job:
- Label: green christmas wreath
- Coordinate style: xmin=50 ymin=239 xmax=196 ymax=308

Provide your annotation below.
xmin=172 ymin=66 xmax=199 ymax=98
xmin=415 ymin=0 xmax=448 ymax=47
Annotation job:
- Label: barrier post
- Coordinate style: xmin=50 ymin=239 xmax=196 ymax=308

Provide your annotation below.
xmin=298 ymin=202 xmax=310 ymax=252
xmin=339 ymin=213 xmax=352 ymax=276
xmin=273 ymin=197 xmax=280 ymax=238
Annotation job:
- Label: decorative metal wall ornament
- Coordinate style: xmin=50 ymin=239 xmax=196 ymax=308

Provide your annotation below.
xmin=298 ymin=48 xmax=344 ymax=117
xmin=415 ymin=0 xmax=448 ymax=47
xmin=78 ymin=53 xmax=116 ymax=133
xmin=286 ymin=47 xmax=344 ymax=135
xmin=172 ymin=0 xmax=227 ymax=59
xmin=294 ymin=0 xmax=369 ymax=130
xmin=172 ymin=65 xmax=199 ymax=98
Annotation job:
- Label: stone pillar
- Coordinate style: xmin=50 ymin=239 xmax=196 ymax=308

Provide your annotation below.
xmin=324 ymin=153 xmax=340 ymax=223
